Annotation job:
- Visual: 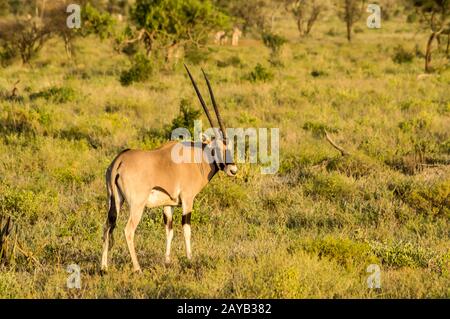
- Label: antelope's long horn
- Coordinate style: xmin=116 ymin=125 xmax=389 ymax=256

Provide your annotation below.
xmin=201 ymin=69 xmax=227 ymax=140
xmin=184 ymin=64 xmax=216 ymax=129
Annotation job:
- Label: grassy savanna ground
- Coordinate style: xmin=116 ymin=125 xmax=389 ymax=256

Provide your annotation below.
xmin=0 ymin=12 xmax=449 ymax=298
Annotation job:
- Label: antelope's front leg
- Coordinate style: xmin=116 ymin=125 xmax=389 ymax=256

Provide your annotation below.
xmin=163 ymin=206 xmax=174 ymax=264
xmin=181 ymin=200 xmax=193 ymax=260
xmin=182 ymin=212 xmax=192 ymax=260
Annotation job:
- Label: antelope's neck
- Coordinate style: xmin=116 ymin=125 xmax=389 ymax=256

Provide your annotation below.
xmin=199 ymin=160 xmax=219 ymax=182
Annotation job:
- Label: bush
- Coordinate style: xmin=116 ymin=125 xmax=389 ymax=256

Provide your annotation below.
xmin=326 ymin=154 xmax=381 ymax=179
xmin=0 ymin=106 xmax=41 ymax=135
xmin=370 ymin=241 xmax=433 ymax=269
xmin=304 ymin=236 xmax=379 ymax=269
xmin=261 ymin=31 xmax=287 ymax=66
xmin=261 ymin=32 xmax=287 ymax=55
xmin=184 ymin=46 xmax=211 ymax=65
xmin=0 ymin=185 xmax=38 ymax=221
xmin=391 ymin=179 xmax=450 ymax=218
xmin=0 ymin=17 xmax=51 ymax=64
xmin=304 ymin=172 xmax=356 ymax=201
xmin=217 ymin=55 xmax=242 ymax=68
xmin=29 ymin=86 xmax=77 ymax=103
xmin=119 ymin=53 xmax=153 ymax=86
xmin=302 ymin=121 xmax=338 ymax=137
xmin=406 ymin=13 xmax=417 ymax=23
xmin=248 ymin=63 xmax=273 ymax=82
xmin=392 ymin=45 xmax=414 ymax=64
xmin=0 ymin=44 xmax=17 ymax=67
xmin=310 ymin=69 xmax=327 ymax=77
xmin=128 ymin=0 xmax=230 ymax=55
xmin=81 ymin=3 xmax=115 ymax=39
xmin=168 ymin=99 xmax=201 ymax=138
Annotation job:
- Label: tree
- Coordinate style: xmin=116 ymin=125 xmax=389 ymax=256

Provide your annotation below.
xmin=36 ymin=1 xmax=114 ymax=59
xmin=0 ymin=0 xmax=10 ymax=16
xmin=338 ymin=0 xmax=365 ymax=42
xmin=409 ymin=0 xmax=450 ymax=72
xmin=262 ymin=31 xmax=287 ymax=65
xmin=0 ymin=17 xmax=52 ymax=64
xmin=118 ymin=0 xmax=229 ymax=59
xmin=0 ymin=1 xmax=115 ymax=64
xmin=285 ymin=0 xmax=326 ymax=37
xmin=214 ymin=0 xmax=278 ymax=34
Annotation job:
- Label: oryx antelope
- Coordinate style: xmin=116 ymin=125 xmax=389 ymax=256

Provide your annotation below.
xmin=101 ymin=66 xmax=238 ymax=272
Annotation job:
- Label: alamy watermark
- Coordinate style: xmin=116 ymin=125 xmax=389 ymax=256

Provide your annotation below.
xmin=170 ymin=121 xmax=279 ymax=174
xmin=66 ymin=4 xmax=81 ymax=29
xmin=367 ymin=4 xmax=381 ymax=29
xmin=67 ymin=263 xmax=81 ymax=289
xmin=366 ymin=264 xmax=381 ymax=289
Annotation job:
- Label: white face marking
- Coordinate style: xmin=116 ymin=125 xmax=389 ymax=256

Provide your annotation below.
xmin=225 ymin=164 xmax=238 ymax=177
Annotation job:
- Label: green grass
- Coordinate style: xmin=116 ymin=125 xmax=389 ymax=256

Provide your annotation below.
xmin=0 ymin=13 xmax=449 ymax=298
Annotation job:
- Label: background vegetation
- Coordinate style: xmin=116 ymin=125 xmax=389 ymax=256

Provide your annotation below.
xmin=0 ymin=0 xmax=449 ymax=298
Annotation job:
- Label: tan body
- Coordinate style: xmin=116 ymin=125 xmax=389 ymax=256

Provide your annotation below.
xmin=112 ymin=142 xmax=216 ymax=209
xmin=101 ymin=141 xmax=224 ymax=272
xmin=101 ymin=65 xmax=238 ymax=272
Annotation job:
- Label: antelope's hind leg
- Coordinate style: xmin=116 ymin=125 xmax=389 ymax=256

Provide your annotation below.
xmin=101 ymin=187 xmax=122 ymax=272
xmin=124 ymin=202 xmax=145 ymax=272
xmin=163 ymin=206 xmax=174 ymax=264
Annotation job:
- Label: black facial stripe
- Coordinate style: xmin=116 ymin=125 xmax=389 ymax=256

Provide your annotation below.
xmin=182 ymin=213 xmax=191 ymax=225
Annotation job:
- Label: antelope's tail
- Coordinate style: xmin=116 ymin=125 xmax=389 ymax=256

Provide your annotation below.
xmin=104 ymin=149 xmax=129 ymax=248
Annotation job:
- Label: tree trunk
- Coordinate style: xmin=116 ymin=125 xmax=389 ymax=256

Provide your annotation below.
xmin=446 ymin=33 xmax=449 ymax=56
xmin=64 ymin=34 xmax=73 ymax=59
xmin=425 ymin=32 xmax=435 ymax=73
xmin=425 ymin=30 xmax=444 ymax=73
xmin=296 ymin=18 xmax=304 ymax=36
xmin=346 ymin=20 xmax=352 ymax=42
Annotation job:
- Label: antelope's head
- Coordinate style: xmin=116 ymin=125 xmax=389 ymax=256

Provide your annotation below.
xmin=185 ymin=65 xmax=238 ymax=178
xmin=215 ymin=137 xmax=238 ymax=177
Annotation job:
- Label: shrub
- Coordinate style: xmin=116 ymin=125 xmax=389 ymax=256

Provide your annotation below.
xmin=119 ymin=53 xmax=153 ymax=86
xmin=398 ymin=117 xmax=430 ymax=133
xmin=302 ymin=121 xmax=338 ymax=138
xmin=370 ymin=241 xmax=433 ymax=269
xmin=406 ymin=13 xmax=417 ymax=23
xmin=0 ymin=44 xmax=17 ymax=67
xmin=326 ymin=154 xmax=381 ymax=178
xmin=0 ymin=17 xmax=52 ymax=64
xmin=261 ymin=32 xmax=287 ymax=56
xmin=326 ymin=27 xmax=338 ymax=36
xmin=391 ymin=179 xmax=450 ymax=218
xmin=168 ymin=99 xmax=201 ymax=138
xmin=217 ymin=55 xmax=242 ymax=68
xmin=29 ymin=86 xmax=77 ymax=103
xmin=248 ymin=63 xmax=273 ymax=82
xmin=184 ymin=47 xmax=211 ymax=65
xmin=304 ymin=172 xmax=356 ymax=201
xmin=81 ymin=3 xmax=115 ymax=39
xmin=128 ymin=0 xmax=230 ymax=55
xmin=0 ymin=185 xmax=38 ymax=221
xmin=0 ymin=106 xmax=41 ymax=135
xmin=310 ymin=69 xmax=327 ymax=77
xmin=261 ymin=31 xmax=287 ymax=66
xmin=392 ymin=45 xmax=414 ymax=64
xmin=304 ymin=236 xmax=379 ymax=269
